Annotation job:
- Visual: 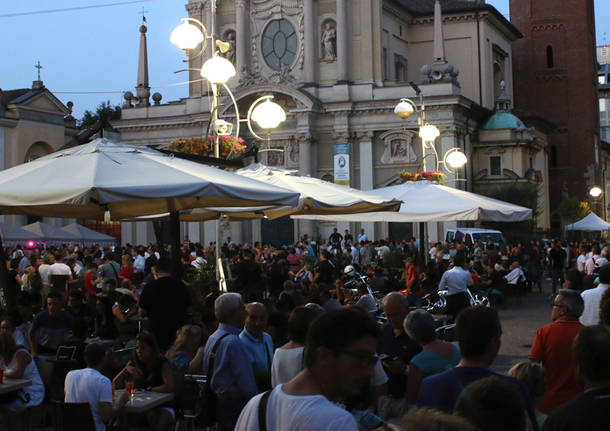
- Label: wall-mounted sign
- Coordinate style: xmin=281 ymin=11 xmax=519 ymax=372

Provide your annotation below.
xmin=334 ymin=142 xmax=350 ymax=186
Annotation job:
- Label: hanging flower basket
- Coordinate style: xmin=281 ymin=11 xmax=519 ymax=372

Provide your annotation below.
xmin=399 ymin=170 xmax=445 ymax=185
xmin=168 ymin=136 xmax=246 ymax=159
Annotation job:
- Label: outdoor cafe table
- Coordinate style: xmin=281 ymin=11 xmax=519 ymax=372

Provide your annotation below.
xmin=114 ymin=389 xmax=174 ymax=414
xmin=0 ymin=378 xmax=31 ymax=395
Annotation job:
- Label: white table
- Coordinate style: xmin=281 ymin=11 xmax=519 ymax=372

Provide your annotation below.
xmin=0 ymin=378 xmax=31 ymax=395
xmin=114 ymin=389 xmax=174 ymax=413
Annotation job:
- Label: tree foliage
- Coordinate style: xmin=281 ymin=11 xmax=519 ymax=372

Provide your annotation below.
xmin=476 ymin=182 xmax=541 ymax=242
xmin=478 ymin=182 xmax=541 ymax=218
xmin=80 ymin=101 xmax=121 ymax=132
xmin=558 ymin=197 xmax=592 ymax=223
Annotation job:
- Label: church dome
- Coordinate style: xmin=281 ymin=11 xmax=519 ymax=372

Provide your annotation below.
xmin=482 ymin=81 xmax=526 ymax=131
xmin=482 ymin=111 xmax=526 ymax=131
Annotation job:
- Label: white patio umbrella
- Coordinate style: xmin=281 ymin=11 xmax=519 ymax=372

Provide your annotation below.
xmin=60 ymin=223 xmax=116 ymax=246
xmin=0 ymin=222 xmax=43 ymax=247
xmin=292 ymin=181 xmax=532 ymax=222
xmin=21 ymin=221 xmax=81 ymax=246
xmin=162 ymin=163 xmax=401 ymax=221
xmin=0 ymin=138 xmax=300 ymax=220
xmin=565 ymin=212 xmax=610 ymax=231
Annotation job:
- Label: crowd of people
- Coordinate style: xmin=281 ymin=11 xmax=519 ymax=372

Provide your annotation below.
xmin=0 ymin=230 xmax=609 ymax=431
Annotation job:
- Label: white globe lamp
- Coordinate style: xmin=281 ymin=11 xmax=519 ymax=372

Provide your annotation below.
xmin=589 ymin=186 xmax=603 ymax=198
xmin=445 ymin=149 xmax=468 ymax=169
xmin=170 ymin=22 xmax=204 ymax=50
xmin=394 ymin=99 xmax=415 ymax=119
xmin=200 ymin=56 xmax=236 ymax=84
xmin=419 ymin=124 xmax=440 ymax=144
xmin=251 ymin=97 xmax=287 ymax=130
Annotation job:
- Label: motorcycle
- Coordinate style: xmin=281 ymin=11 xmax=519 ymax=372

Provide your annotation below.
xmin=423 ymin=287 xmax=490 ymax=315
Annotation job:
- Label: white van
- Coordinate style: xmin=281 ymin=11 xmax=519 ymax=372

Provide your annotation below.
xmin=445 ymin=228 xmax=506 ymax=246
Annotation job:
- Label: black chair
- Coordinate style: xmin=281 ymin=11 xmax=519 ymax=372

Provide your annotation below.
xmin=54 ymin=401 xmax=96 ymax=431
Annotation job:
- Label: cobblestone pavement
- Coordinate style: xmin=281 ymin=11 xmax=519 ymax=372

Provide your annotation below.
xmin=491 ymin=279 xmax=555 ymax=374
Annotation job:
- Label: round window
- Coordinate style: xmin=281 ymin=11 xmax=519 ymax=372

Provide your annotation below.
xmin=261 ymin=19 xmax=297 ymax=70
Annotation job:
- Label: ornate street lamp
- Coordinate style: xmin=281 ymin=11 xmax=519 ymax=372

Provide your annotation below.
xmin=171 ymin=10 xmax=287 ymax=291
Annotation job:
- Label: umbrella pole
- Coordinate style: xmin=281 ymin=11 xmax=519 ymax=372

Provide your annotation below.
xmin=169 ymin=211 xmax=182 ymax=279
xmin=419 ymin=221 xmax=426 ymax=267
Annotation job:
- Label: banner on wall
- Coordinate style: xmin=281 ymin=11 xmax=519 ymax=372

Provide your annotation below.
xmin=334 ymin=143 xmax=350 ymax=186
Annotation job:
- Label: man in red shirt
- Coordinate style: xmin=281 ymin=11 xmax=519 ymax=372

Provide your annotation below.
xmin=529 ymin=288 xmax=584 ymax=414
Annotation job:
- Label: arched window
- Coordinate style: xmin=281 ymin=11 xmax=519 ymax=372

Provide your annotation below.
xmin=493 ymin=63 xmax=504 ymax=102
xmin=546 ymin=45 xmax=554 ymax=68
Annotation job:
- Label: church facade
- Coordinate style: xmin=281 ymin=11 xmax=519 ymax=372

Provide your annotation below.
xmin=114 ymin=0 xmax=551 ymax=246
xmin=0 ymin=80 xmax=79 ymax=228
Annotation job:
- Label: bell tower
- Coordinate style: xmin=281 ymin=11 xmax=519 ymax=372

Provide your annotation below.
xmin=510 ymin=0 xmax=600 ymax=226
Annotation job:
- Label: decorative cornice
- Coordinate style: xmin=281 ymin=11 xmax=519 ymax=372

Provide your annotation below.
xmin=186 ymin=1 xmax=205 ymax=16
xmin=354 ymin=131 xmax=375 ymax=140
xmin=532 ymin=23 xmax=565 ymax=32
xmin=412 ymin=11 xmax=482 ymax=26
xmin=333 ymin=131 xmax=350 ymax=142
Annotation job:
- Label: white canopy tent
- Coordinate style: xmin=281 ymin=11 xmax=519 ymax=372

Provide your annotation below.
xmin=0 ymin=222 xmax=43 ymax=247
xmin=21 ymin=222 xmax=81 ymax=246
xmin=292 ymin=181 xmax=532 ymax=223
xmin=564 ymin=212 xmax=610 ymax=231
xmin=154 ymin=163 xmax=400 ymax=221
xmin=60 ymin=223 xmax=116 ymax=246
xmin=0 ymin=139 xmax=300 ymax=220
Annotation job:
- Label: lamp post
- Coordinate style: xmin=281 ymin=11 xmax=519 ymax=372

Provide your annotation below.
xmin=172 ymin=10 xmax=287 ymax=290
xmin=394 ymin=87 xmax=468 ymax=262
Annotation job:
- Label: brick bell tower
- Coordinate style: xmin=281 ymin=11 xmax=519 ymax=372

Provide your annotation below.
xmin=510 ymin=0 xmax=600 ymax=229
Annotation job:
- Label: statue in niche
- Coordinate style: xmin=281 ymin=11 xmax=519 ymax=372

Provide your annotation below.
xmin=321 ymin=21 xmax=336 ymax=62
xmin=287 ymin=141 xmax=299 ymax=165
xmin=224 ymin=30 xmax=236 ymax=64
xmin=381 ymin=135 xmax=417 ymax=164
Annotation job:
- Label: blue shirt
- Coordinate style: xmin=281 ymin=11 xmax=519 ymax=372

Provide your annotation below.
xmin=417 ymin=366 xmax=539 ymax=431
xmin=203 ymin=323 xmax=258 ymax=397
xmin=239 ymin=329 xmax=274 ymax=376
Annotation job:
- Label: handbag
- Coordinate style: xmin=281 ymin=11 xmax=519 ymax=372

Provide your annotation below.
xmin=200 ymin=333 xmax=229 ymax=427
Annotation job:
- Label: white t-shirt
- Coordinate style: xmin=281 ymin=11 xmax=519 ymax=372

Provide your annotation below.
xmin=373 ymin=359 xmax=389 ymax=386
xmin=49 ymin=262 xmax=72 ymax=276
xmin=580 ymin=283 xmax=609 ymax=326
xmin=271 ymin=347 xmax=304 ymax=388
xmin=577 ymin=254 xmax=587 ymax=272
xmin=39 ymin=263 xmax=52 ymax=287
xmin=64 ymin=368 xmax=113 ymax=431
xmin=235 ymin=384 xmax=358 ymax=431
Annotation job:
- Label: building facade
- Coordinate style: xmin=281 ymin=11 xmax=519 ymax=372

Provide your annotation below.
xmin=0 ymin=80 xmax=79 ymax=227
xmin=114 ymin=0 xmax=550 ymax=246
xmin=510 ymin=0 xmax=600 ymax=228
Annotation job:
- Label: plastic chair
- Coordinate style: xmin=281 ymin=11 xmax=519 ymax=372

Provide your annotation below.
xmin=53 ymin=401 xmax=96 ymax=431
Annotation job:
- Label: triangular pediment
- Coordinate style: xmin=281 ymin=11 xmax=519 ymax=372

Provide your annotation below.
xmin=13 ymin=90 xmax=69 ymax=115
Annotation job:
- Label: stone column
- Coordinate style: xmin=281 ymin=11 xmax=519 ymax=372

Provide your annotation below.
xmin=336 ymin=0 xmax=349 ymax=82
xmin=358 ymin=132 xmax=376 ymax=241
xmin=303 ymin=0 xmax=316 ymax=84
xmin=236 ymin=0 xmax=249 ymax=75
xmin=297 ymin=133 xmax=313 ymax=240
xmin=186 ymin=1 xmax=206 ymax=97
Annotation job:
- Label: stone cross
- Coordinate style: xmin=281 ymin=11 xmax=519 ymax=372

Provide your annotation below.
xmin=34 ymin=60 xmax=42 ymax=81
